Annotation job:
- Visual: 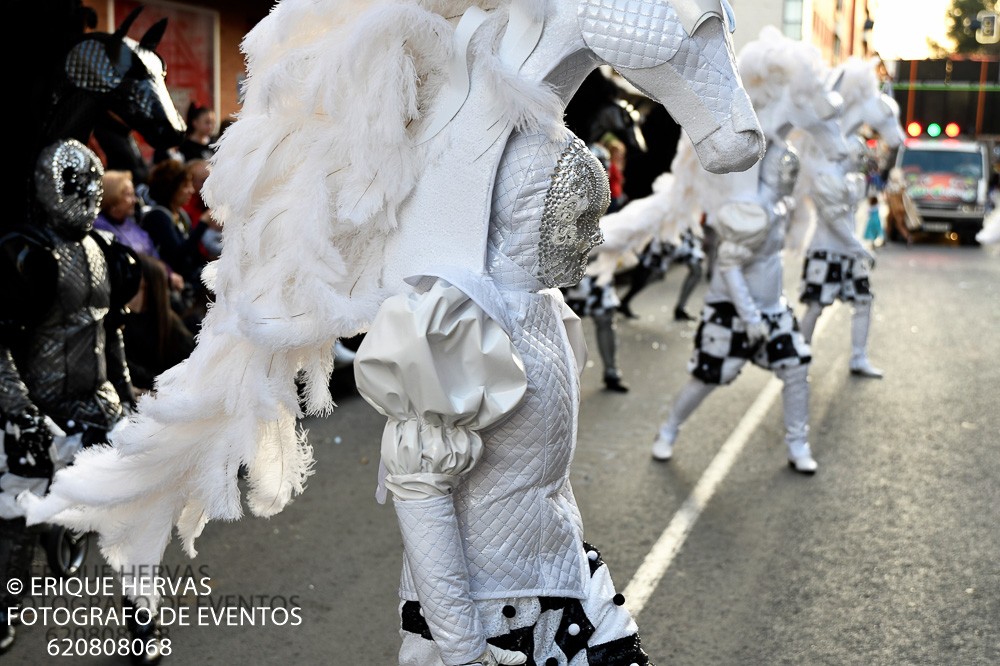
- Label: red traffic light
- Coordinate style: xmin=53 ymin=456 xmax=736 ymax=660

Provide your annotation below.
xmin=944 ymin=122 xmax=960 ymax=137
xmin=906 ymin=121 xmax=923 ymax=137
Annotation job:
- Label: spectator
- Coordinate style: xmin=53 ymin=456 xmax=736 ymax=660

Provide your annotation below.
xmin=142 ymin=159 xmax=205 ymax=284
xmin=602 ymin=134 xmax=628 ymax=212
xmin=863 ymin=194 xmax=884 ymax=248
xmin=95 ymin=170 xmax=158 ymax=257
xmin=155 ymin=103 xmax=217 ymax=164
xmin=178 ymin=104 xmax=218 ymax=162
xmin=123 ymin=254 xmax=196 ymax=393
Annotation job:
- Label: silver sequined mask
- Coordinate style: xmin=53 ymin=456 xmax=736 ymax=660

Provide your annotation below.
xmin=777 ymin=146 xmax=800 ymax=198
xmin=538 ymin=139 xmax=611 ymax=288
xmin=848 ymin=135 xmax=868 ymax=174
xmin=34 ymin=139 xmax=104 ymax=241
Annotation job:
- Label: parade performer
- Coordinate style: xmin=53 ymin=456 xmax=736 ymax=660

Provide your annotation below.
xmin=797 ymin=58 xmax=905 ymax=379
xmin=560 ymin=143 xmax=631 ymax=393
xmin=976 ymin=191 xmax=1000 ymax=245
xmin=2 ymin=3 xmax=184 ymax=661
xmin=651 ymin=27 xmax=848 ymax=474
xmin=23 ymin=2 xmax=764 ymax=663
xmin=563 ymin=270 xmax=631 ymax=393
xmin=618 ymin=226 xmax=706 ymax=321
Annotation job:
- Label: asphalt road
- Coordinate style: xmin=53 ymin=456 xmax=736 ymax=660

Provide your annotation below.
xmin=12 ymin=237 xmax=1000 ymax=665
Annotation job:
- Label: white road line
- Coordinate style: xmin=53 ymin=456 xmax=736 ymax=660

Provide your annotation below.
xmin=623 ymin=302 xmax=841 ymax=618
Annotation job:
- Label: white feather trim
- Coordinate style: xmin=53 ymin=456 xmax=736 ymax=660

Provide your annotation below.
xmin=22 ymin=0 xmax=561 ymax=604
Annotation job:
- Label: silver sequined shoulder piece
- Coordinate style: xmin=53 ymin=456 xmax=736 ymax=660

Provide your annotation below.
xmin=578 ymin=0 xmax=686 ymax=70
xmin=538 ymin=138 xmax=611 ymax=287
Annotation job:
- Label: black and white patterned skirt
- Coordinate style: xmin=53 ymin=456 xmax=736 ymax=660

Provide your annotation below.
xmin=563 ymin=277 xmax=620 ymax=319
xmin=398 ymin=542 xmax=651 ymax=666
xmin=799 ymin=250 xmax=872 ymax=306
xmin=687 ymin=301 xmax=811 ymax=385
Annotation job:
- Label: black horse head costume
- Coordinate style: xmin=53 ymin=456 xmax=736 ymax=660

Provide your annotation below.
xmin=10 ymin=1 xmax=185 ymax=230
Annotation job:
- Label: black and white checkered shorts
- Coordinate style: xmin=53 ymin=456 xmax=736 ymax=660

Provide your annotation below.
xmin=799 ymin=250 xmax=872 ymax=306
xmin=637 ymin=229 xmax=705 ymax=274
xmin=668 ymin=228 xmax=705 ymax=268
xmin=563 ymin=275 xmax=620 ymax=318
xmin=687 ymin=301 xmax=811 ymax=385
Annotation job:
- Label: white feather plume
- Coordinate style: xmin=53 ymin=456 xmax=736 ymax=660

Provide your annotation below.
xmin=21 ymin=0 xmax=558 ymax=606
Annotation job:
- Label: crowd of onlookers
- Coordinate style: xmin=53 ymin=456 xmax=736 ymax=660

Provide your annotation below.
xmin=90 ymin=103 xmax=224 ymax=395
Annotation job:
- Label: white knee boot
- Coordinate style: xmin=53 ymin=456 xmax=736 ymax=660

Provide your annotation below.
xmin=652 ymin=379 xmax=714 ymax=461
xmin=776 ymin=364 xmax=816 ymax=474
xmin=849 ymin=300 xmax=883 ymax=378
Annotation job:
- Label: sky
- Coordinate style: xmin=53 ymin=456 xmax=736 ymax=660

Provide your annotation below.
xmin=869 ymin=0 xmax=955 ymax=59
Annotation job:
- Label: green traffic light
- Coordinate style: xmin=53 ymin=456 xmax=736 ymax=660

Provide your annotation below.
xmin=927 ymin=123 xmax=942 ymax=137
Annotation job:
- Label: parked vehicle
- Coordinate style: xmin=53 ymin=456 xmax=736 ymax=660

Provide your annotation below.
xmin=895 ymin=138 xmax=990 ymax=245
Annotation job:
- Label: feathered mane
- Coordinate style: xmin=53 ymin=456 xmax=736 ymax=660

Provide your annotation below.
xmin=23 ymin=0 xmax=560 ymax=601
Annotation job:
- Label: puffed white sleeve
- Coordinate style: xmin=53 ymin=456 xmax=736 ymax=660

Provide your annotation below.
xmin=713 ymin=201 xmax=768 ymax=326
xmin=354 ymin=278 xmax=527 ymax=501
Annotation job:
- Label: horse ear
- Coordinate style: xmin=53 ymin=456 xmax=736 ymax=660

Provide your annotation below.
xmin=139 ymin=18 xmax=168 ymax=51
xmin=113 ymin=5 xmax=144 ymax=40
xmin=826 ymin=67 xmax=846 ymax=93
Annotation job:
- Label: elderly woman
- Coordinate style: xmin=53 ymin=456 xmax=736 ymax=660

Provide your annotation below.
xmin=96 ymin=170 xmax=184 ymax=292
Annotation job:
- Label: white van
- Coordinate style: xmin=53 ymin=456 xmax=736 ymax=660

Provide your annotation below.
xmin=894 ymin=138 xmax=990 ymax=245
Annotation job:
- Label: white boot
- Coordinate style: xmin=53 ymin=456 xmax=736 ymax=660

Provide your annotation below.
xmin=651 ymin=380 xmax=715 ymax=461
xmin=786 ymin=440 xmax=818 ymax=474
xmin=652 ymin=426 xmax=677 ymax=461
xmin=849 ymin=354 xmax=884 ymax=378
xmin=849 ymin=300 xmax=883 ymax=378
xmin=776 ymin=365 xmax=817 ymax=475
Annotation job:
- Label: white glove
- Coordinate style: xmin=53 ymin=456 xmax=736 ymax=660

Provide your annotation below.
xmin=746 ymin=318 xmax=770 ymax=347
xmin=461 ymin=644 xmax=528 ymax=666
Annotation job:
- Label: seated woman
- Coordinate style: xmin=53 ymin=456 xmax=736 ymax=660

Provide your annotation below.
xmin=123 ymin=254 xmax=196 ymax=393
xmin=142 ymin=159 xmax=207 ymax=285
xmin=96 ymin=170 xmax=184 ymax=292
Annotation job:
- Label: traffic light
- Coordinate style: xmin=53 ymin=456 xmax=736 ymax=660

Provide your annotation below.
xmin=945 ymin=122 xmax=961 ymax=138
xmin=906 ymin=121 xmax=923 ymax=137
xmin=927 ymin=122 xmax=942 ymax=137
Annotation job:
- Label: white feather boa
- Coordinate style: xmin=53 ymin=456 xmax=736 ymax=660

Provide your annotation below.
xmin=21 ymin=0 xmax=560 ymax=605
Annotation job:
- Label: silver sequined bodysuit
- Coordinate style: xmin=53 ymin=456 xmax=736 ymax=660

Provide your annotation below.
xmin=2 ymin=230 xmax=123 ymax=430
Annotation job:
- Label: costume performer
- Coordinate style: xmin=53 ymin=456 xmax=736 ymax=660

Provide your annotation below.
xmin=0 ymin=140 xmax=144 ymax=654
xmin=2 ymin=3 xmax=183 ymax=660
xmin=23 ymin=2 xmax=764 ymax=664
xmin=618 ymin=226 xmax=706 ymax=321
xmin=797 ymin=58 xmax=905 ymax=379
xmin=562 ymin=271 xmax=630 ymax=393
xmin=558 ymin=143 xmax=629 ymax=393
xmin=797 ymin=140 xmax=881 ymax=377
xmin=651 ymin=28 xmax=849 ymax=474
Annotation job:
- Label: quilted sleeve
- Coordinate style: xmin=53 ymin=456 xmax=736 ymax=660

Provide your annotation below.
xmin=354 ymin=278 xmax=527 ymax=501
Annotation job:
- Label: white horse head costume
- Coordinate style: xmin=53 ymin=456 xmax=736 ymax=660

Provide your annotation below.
xmin=786 ymin=55 xmax=905 ymax=251
xmin=24 ymin=0 xmax=764 ymax=595
xmin=610 ymin=25 xmax=842 ymax=259
xmin=831 ymin=57 xmax=905 ymax=148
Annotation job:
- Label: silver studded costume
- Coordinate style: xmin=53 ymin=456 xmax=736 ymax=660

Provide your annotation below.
xmin=1 ymin=139 xmax=138 ymax=614
xmin=656 ymin=138 xmax=817 ymax=471
xmin=798 ymin=139 xmax=880 ymax=374
xmin=357 ymin=130 xmax=649 ymax=665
